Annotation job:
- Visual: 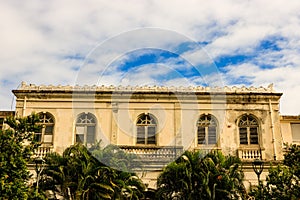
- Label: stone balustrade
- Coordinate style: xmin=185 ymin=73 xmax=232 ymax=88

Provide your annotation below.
xmin=34 ymin=146 xmax=53 ymax=158
xmin=193 ymin=147 xmax=222 ymax=155
xmin=119 ymin=145 xmax=183 ymax=161
xmin=238 ymin=147 xmax=265 ymax=160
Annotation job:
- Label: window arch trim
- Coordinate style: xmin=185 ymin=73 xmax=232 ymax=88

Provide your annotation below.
xmin=76 ymin=113 xmax=97 ymax=124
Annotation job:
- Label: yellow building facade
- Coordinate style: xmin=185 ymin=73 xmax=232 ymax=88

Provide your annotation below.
xmin=12 ymin=82 xmax=290 ymax=188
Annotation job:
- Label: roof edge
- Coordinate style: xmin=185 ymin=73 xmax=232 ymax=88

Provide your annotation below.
xmin=13 ymin=82 xmax=281 ymax=95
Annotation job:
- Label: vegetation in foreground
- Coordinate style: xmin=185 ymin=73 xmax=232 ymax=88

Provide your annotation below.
xmin=39 ymin=143 xmax=145 ymax=200
xmin=157 ymin=150 xmax=246 ymax=200
xmin=1 ymin=113 xmax=300 ymax=199
xmin=0 ymin=114 xmax=41 ymax=199
xmin=250 ymin=144 xmax=300 ymax=200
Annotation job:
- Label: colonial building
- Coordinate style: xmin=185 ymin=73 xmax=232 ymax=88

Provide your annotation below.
xmin=12 ymin=82 xmax=288 ymax=188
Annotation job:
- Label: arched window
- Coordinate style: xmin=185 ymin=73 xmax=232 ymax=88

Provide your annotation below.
xmin=36 ymin=112 xmax=55 ymax=144
xmin=75 ymin=113 xmax=96 ymax=144
xmin=197 ymin=114 xmax=218 ymax=145
xmin=136 ymin=113 xmax=157 ymax=145
xmin=238 ymin=115 xmax=259 ymax=145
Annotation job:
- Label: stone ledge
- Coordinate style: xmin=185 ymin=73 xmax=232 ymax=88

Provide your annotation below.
xmin=16 ymin=81 xmax=278 ymax=94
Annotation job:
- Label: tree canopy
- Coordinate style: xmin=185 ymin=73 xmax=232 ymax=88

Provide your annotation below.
xmin=251 ymin=144 xmax=300 ymax=200
xmin=0 ymin=114 xmax=41 ymax=199
xmin=156 ymin=150 xmax=246 ymax=200
xmin=40 ymin=143 xmax=145 ymax=200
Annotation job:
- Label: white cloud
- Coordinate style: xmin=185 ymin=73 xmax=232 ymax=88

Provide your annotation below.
xmin=221 ymin=64 xmax=300 ymax=114
xmin=0 ymin=0 xmax=300 ymax=114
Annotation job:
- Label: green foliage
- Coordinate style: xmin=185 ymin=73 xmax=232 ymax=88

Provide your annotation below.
xmin=91 ymin=144 xmax=145 ymax=199
xmin=40 ymin=143 xmax=145 ymax=200
xmin=283 ymin=144 xmax=300 ymax=178
xmin=250 ymin=144 xmax=300 ymax=199
xmin=156 ymin=150 xmax=246 ymax=200
xmin=90 ymin=143 xmax=141 ymax=172
xmin=0 ymin=114 xmax=41 ymax=199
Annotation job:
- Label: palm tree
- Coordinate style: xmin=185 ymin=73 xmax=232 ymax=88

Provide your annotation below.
xmin=202 ymin=151 xmax=246 ymax=199
xmin=90 ymin=144 xmax=142 ymax=173
xmin=39 ymin=152 xmax=70 ymax=198
xmin=40 ymin=143 xmax=145 ymax=200
xmin=156 ymin=150 xmax=246 ymax=200
xmin=40 ymin=144 xmax=114 ymax=199
xmin=156 ymin=150 xmax=205 ymax=199
xmin=91 ymin=144 xmax=145 ymax=200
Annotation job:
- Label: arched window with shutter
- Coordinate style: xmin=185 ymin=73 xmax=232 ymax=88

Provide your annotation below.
xmin=238 ymin=114 xmax=259 ymax=145
xmin=75 ymin=113 xmax=96 ymax=144
xmin=197 ymin=114 xmax=218 ymax=145
xmin=136 ymin=113 xmax=157 ymax=145
xmin=36 ymin=112 xmax=55 ymax=144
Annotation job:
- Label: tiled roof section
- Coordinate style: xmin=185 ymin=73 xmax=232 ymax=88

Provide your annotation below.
xmin=17 ymin=81 xmax=277 ymax=93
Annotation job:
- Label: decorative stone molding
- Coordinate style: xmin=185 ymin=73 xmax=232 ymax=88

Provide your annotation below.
xmin=18 ymin=81 xmax=276 ymax=94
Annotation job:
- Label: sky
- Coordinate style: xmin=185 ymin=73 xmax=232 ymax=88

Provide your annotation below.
xmin=1 ymin=0 xmax=300 ymax=114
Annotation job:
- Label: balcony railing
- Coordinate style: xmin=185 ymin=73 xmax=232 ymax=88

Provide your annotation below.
xmin=238 ymin=147 xmax=265 ymax=160
xmin=119 ymin=145 xmax=183 ymax=161
xmin=193 ymin=146 xmax=222 ymax=155
xmin=34 ymin=146 xmax=53 ymax=158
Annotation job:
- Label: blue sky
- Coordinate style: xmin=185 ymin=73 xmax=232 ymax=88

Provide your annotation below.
xmin=1 ymin=0 xmax=300 ymax=114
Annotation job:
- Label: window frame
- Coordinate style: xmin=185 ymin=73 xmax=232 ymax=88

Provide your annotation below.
xmin=36 ymin=112 xmax=55 ymax=145
xmin=197 ymin=114 xmax=218 ymax=145
xmin=291 ymin=123 xmax=300 ymax=142
xmin=238 ymin=114 xmax=259 ymax=145
xmin=75 ymin=113 xmax=97 ymax=145
xmin=136 ymin=113 xmax=157 ymax=145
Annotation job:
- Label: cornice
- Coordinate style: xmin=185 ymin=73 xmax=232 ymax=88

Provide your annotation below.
xmin=13 ymin=81 xmax=281 ymax=96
